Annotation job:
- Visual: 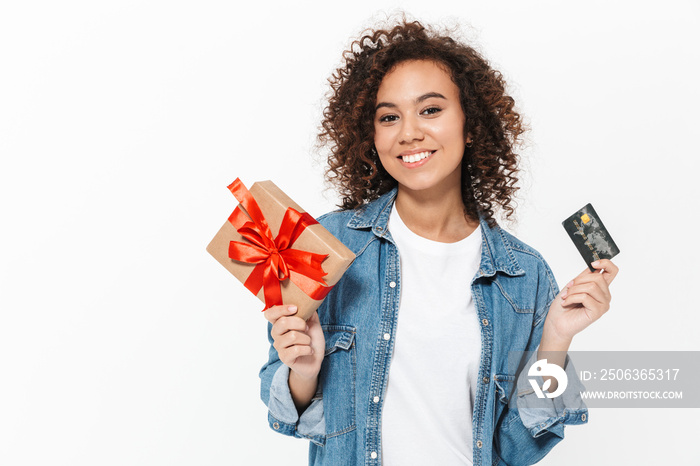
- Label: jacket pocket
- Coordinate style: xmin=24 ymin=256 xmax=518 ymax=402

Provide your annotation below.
xmin=493 ymin=374 xmax=520 ymax=432
xmin=319 ymin=325 xmax=357 ymax=438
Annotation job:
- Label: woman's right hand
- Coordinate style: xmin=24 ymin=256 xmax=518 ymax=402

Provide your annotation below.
xmin=264 ymin=305 xmax=325 ymax=381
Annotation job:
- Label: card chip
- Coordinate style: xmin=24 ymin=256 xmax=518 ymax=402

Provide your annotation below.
xmin=581 ymin=213 xmax=591 ymax=224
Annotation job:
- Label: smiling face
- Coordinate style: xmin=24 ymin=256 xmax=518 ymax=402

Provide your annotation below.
xmin=373 ymin=59 xmax=468 ymax=196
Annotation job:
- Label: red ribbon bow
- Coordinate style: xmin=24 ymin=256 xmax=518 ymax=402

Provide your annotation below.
xmin=226 ymin=178 xmax=332 ymax=310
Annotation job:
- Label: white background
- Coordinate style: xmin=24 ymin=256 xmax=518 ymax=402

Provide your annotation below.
xmin=1 ymin=1 xmax=698 ymax=465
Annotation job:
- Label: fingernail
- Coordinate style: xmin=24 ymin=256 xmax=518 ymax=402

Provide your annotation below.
xmin=592 ymin=260 xmax=600 ymax=267
xmin=305 ymin=325 xmax=310 ymax=332
xmin=567 ymin=280 xmax=574 ymax=287
xmin=287 ymin=305 xmax=297 ymax=312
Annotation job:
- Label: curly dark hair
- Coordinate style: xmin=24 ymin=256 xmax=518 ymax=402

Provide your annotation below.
xmin=318 ymin=19 xmax=525 ymax=226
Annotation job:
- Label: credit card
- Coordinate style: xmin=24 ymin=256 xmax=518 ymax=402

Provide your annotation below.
xmin=562 ymin=203 xmax=620 ymax=271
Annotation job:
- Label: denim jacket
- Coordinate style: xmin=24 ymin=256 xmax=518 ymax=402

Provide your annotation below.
xmin=259 ymin=188 xmax=588 ymax=466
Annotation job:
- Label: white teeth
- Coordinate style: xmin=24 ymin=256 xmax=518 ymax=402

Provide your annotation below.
xmin=401 ymin=151 xmax=432 ymax=163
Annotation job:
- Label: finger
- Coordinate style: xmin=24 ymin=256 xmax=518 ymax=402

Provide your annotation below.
xmin=278 ymin=343 xmax=315 ymax=366
xmin=270 ymin=315 xmax=307 ymax=340
xmin=566 ymin=269 xmax=610 ymax=292
xmin=274 ymin=330 xmax=312 ymax=351
xmin=572 ymin=269 xmax=608 ymax=284
xmin=263 ymin=304 xmax=298 ymax=325
xmin=591 ymin=259 xmax=619 ymax=285
xmin=562 ymin=282 xmax=608 ymax=306
xmin=567 ymin=273 xmax=611 ymax=300
xmin=287 ymin=344 xmax=315 ymax=364
xmin=562 ymin=292 xmax=609 ymax=316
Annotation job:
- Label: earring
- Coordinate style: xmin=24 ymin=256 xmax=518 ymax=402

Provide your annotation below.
xmin=466 ymin=141 xmax=473 ymax=148
xmin=371 ymin=147 xmax=378 ymax=157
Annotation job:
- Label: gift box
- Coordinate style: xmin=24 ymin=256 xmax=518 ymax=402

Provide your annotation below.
xmin=207 ymin=178 xmax=355 ymax=321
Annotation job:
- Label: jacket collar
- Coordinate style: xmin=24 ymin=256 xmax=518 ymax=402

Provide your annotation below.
xmin=347 ymin=187 xmax=524 ymax=277
xmin=347 ymin=188 xmax=397 ymax=237
xmin=477 ymin=216 xmax=525 ymax=278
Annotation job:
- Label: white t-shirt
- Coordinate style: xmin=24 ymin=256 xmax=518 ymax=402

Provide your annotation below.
xmin=381 ymin=204 xmax=483 ymax=466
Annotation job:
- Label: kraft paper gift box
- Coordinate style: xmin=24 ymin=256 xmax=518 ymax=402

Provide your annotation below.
xmin=207 ymin=179 xmax=355 ymax=321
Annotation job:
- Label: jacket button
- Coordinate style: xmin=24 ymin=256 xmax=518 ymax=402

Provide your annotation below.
xmin=482 ymin=377 xmax=489 ymax=384
xmin=482 ymin=318 xmax=489 ymax=326
xmin=581 ymin=414 xmax=587 ymax=421
xmin=273 ymin=422 xmax=280 ymax=430
xmin=389 ymin=281 xmax=396 ymax=288
xmin=370 ymin=451 xmax=378 ymax=459
xmin=476 ymin=440 xmax=483 ymax=448
xmin=383 ymin=333 xmax=391 ymax=341
xmin=373 ymin=396 xmax=380 ymax=403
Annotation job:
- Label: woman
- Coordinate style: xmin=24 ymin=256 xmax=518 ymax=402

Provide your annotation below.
xmin=259 ymin=20 xmax=617 ymax=466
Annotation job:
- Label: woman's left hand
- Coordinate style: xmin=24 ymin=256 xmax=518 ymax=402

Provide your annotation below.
xmin=543 ymin=259 xmax=619 ymax=345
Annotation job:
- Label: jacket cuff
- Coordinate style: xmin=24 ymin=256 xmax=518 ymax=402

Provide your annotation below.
xmin=515 ymin=349 xmax=589 ymax=438
xmin=267 ymin=365 xmax=326 ymax=446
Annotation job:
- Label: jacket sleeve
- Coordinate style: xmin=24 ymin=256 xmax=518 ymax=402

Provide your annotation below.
xmin=259 ymin=321 xmax=326 ymax=447
xmin=493 ymin=262 xmax=589 ymax=466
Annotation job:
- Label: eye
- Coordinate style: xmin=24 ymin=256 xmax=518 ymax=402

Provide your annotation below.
xmin=378 ymin=114 xmax=399 ymax=123
xmin=421 ymin=106 xmax=442 ymax=116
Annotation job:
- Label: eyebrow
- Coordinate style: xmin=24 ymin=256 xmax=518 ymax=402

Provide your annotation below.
xmin=375 ymin=92 xmax=447 ymax=111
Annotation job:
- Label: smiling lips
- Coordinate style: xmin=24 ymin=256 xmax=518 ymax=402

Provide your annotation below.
xmin=398 ymin=150 xmax=435 ymax=166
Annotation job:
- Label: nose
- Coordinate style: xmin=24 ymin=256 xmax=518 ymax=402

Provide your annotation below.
xmin=399 ymin=114 xmax=424 ymax=144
